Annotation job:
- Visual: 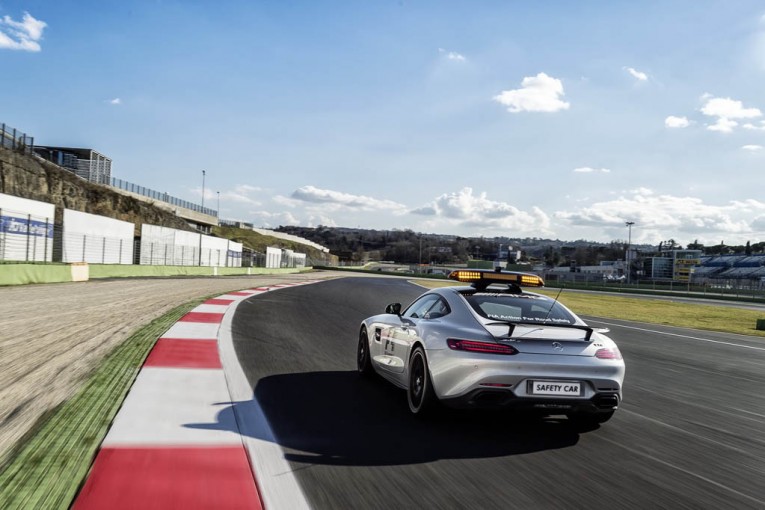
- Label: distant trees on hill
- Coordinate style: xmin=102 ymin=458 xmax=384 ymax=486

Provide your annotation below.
xmin=275 ymin=226 xmax=765 ymax=266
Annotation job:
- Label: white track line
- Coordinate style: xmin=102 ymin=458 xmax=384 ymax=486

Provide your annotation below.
xmin=219 ymin=287 xmax=312 ymax=510
xmin=588 ymin=319 xmax=765 ymax=351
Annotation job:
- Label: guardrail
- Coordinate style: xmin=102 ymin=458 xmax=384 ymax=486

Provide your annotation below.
xmin=111 ymin=177 xmax=218 ymax=217
xmin=0 ymin=122 xmax=34 ymax=154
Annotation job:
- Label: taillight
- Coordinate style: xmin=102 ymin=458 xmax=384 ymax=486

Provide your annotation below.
xmin=447 ymin=339 xmax=518 ymax=355
xmin=595 ymin=347 xmax=622 ymax=360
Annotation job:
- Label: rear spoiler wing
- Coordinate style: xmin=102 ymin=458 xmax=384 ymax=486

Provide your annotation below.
xmin=486 ymin=321 xmax=594 ymax=341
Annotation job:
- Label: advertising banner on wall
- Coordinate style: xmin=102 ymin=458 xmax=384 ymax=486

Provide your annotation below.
xmin=0 ymin=193 xmax=55 ymax=262
xmin=62 ymin=209 xmax=134 ymax=264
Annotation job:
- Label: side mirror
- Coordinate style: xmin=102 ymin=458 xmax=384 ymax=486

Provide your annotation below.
xmin=594 ymin=327 xmax=610 ymax=334
xmin=385 ymin=303 xmax=402 ymax=315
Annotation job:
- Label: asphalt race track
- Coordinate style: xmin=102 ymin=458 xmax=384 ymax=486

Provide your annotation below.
xmin=232 ymin=277 xmax=765 ymax=509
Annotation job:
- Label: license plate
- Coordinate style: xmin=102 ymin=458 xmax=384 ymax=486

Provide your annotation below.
xmin=529 ymin=380 xmax=582 ymax=396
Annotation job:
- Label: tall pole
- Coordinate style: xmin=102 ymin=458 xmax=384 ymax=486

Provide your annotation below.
xmin=201 ymin=170 xmax=206 ymax=209
xmin=419 ymin=235 xmax=422 ymax=271
xmin=626 ymin=221 xmax=635 ymax=284
xmin=216 ymin=191 xmax=220 ymax=218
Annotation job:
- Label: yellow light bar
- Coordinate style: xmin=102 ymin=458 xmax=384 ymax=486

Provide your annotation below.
xmin=448 ymin=269 xmax=545 ymax=287
xmin=521 ymin=274 xmax=544 ymax=287
xmin=449 ymin=270 xmax=482 ymax=282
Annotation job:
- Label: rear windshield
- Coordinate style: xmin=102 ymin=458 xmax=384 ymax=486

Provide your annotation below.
xmin=462 ymin=293 xmax=577 ymax=325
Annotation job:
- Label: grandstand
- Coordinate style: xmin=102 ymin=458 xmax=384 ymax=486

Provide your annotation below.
xmin=693 ymin=254 xmax=765 ymax=283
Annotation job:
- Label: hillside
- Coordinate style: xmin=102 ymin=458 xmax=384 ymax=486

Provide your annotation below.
xmin=0 ymin=147 xmax=193 ymax=235
xmin=213 ymin=225 xmax=337 ymax=263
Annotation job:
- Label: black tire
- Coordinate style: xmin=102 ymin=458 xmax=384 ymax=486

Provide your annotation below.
xmin=357 ymin=327 xmax=373 ymax=377
xmin=567 ymin=410 xmax=614 ymax=429
xmin=407 ymin=346 xmax=436 ymax=415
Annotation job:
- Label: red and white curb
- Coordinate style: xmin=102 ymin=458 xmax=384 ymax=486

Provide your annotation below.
xmin=73 ymin=283 xmax=316 ymax=510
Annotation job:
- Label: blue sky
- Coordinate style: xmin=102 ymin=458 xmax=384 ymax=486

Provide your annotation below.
xmin=2 ymin=1 xmax=765 ymax=246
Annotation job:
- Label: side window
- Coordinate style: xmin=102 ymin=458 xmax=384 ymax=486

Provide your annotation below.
xmin=403 ymin=294 xmax=441 ymax=319
xmin=424 ymin=297 xmax=450 ymax=319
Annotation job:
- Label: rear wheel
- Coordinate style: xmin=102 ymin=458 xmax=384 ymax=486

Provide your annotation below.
xmin=357 ymin=327 xmax=373 ymax=377
xmin=407 ymin=346 xmax=436 ymax=415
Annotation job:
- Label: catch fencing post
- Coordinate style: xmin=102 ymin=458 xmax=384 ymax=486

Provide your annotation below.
xmin=25 ymin=214 xmax=32 ymax=261
xmin=44 ymin=218 xmax=49 ymax=262
xmin=0 ymin=207 xmax=4 ymax=261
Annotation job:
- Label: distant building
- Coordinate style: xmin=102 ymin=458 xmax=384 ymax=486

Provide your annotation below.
xmin=642 ymin=249 xmax=702 ymax=281
xmin=34 ymin=147 xmax=112 ymax=185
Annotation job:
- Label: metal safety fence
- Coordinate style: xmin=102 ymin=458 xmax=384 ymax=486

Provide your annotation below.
xmin=111 ymin=177 xmax=218 ymax=217
xmin=0 ymin=122 xmax=34 ymax=154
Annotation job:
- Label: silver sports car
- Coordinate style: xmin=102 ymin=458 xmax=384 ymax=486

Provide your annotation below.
xmin=357 ymin=269 xmax=625 ymax=426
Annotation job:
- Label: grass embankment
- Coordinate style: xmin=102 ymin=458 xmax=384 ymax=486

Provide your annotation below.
xmin=0 ymin=298 xmax=208 ymax=510
xmin=213 ymin=225 xmax=328 ymax=261
xmin=414 ymin=279 xmax=765 ymax=338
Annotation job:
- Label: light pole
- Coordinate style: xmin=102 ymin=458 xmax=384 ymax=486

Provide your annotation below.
xmin=201 ymin=170 xmax=206 ymax=209
xmin=625 ymin=221 xmax=635 ymax=284
xmin=419 ymin=235 xmax=422 ymax=272
xmin=216 ymin=191 xmax=220 ymax=219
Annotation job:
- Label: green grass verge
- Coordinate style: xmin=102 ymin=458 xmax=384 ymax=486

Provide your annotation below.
xmin=0 ymin=298 xmax=208 ymax=510
xmin=537 ymin=290 xmax=765 ymax=338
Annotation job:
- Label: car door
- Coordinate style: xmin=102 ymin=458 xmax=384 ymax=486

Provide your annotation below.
xmin=378 ymin=294 xmax=443 ymax=375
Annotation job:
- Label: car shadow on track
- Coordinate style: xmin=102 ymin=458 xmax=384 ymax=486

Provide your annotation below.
xmin=188 ymin=370 xmax=582 ymax=467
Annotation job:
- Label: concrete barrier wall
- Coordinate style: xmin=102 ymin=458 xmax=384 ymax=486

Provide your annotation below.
xmin=266 ymin=246 xmax=281 ymax=268
xmin=141 ymin=225 xmax=245 ymax=267
xmin=62 ymin=209 xmax=134 ymax=264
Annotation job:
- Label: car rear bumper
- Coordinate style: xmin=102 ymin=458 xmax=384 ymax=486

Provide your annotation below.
xmin=439 ymin=388 xmax=620 ymax=412
xmin=426 ymin=348 xmax=625 ymax=412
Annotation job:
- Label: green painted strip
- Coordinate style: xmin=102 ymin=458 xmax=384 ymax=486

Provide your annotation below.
xmin=0 ymin=264 xmax=72 ymax=286
xmin=0 ymin=263 xmax=309 ymax=284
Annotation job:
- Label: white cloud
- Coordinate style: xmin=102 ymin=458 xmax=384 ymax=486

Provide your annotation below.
xmin=411 ymin=187 xmax=553 ymax=236
xmin=555 ymin=188 xmax=763 ymax=243
xmin=221 ymin=185 xmax=263 ymax=206
xmin=109 ymin=98 xmax=121 ymax=105
xmin=438 ymin=48 xmax=466 ymax=61
xmin=250 ymin=210 xmax=301 ymax=228
xmin=290 ymin=185 xmax=406 ymax=212
xmin=742 ymin=144 xmax=763 ymax=151
xmin=573 ymin=167 xmax=611 ymax=174
xmin=707 ymin=117 xmax=738 ymax=133
xmin=701 ymin=97 xmax=762 ymax=119
xmin=493 ymin=72 xmax=570 ymax=113
xmin=743 ymin=120 xmax=765 ymax=130
xmin=698 ymin=96 xmax=762 ymax=133
xmin=665 ymin=115 xmax=690 ymax=128
xmin=0 ymin=12 xmax=46 ymax=52
xmin=624 ymin=67 xmax=648 ymax=81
